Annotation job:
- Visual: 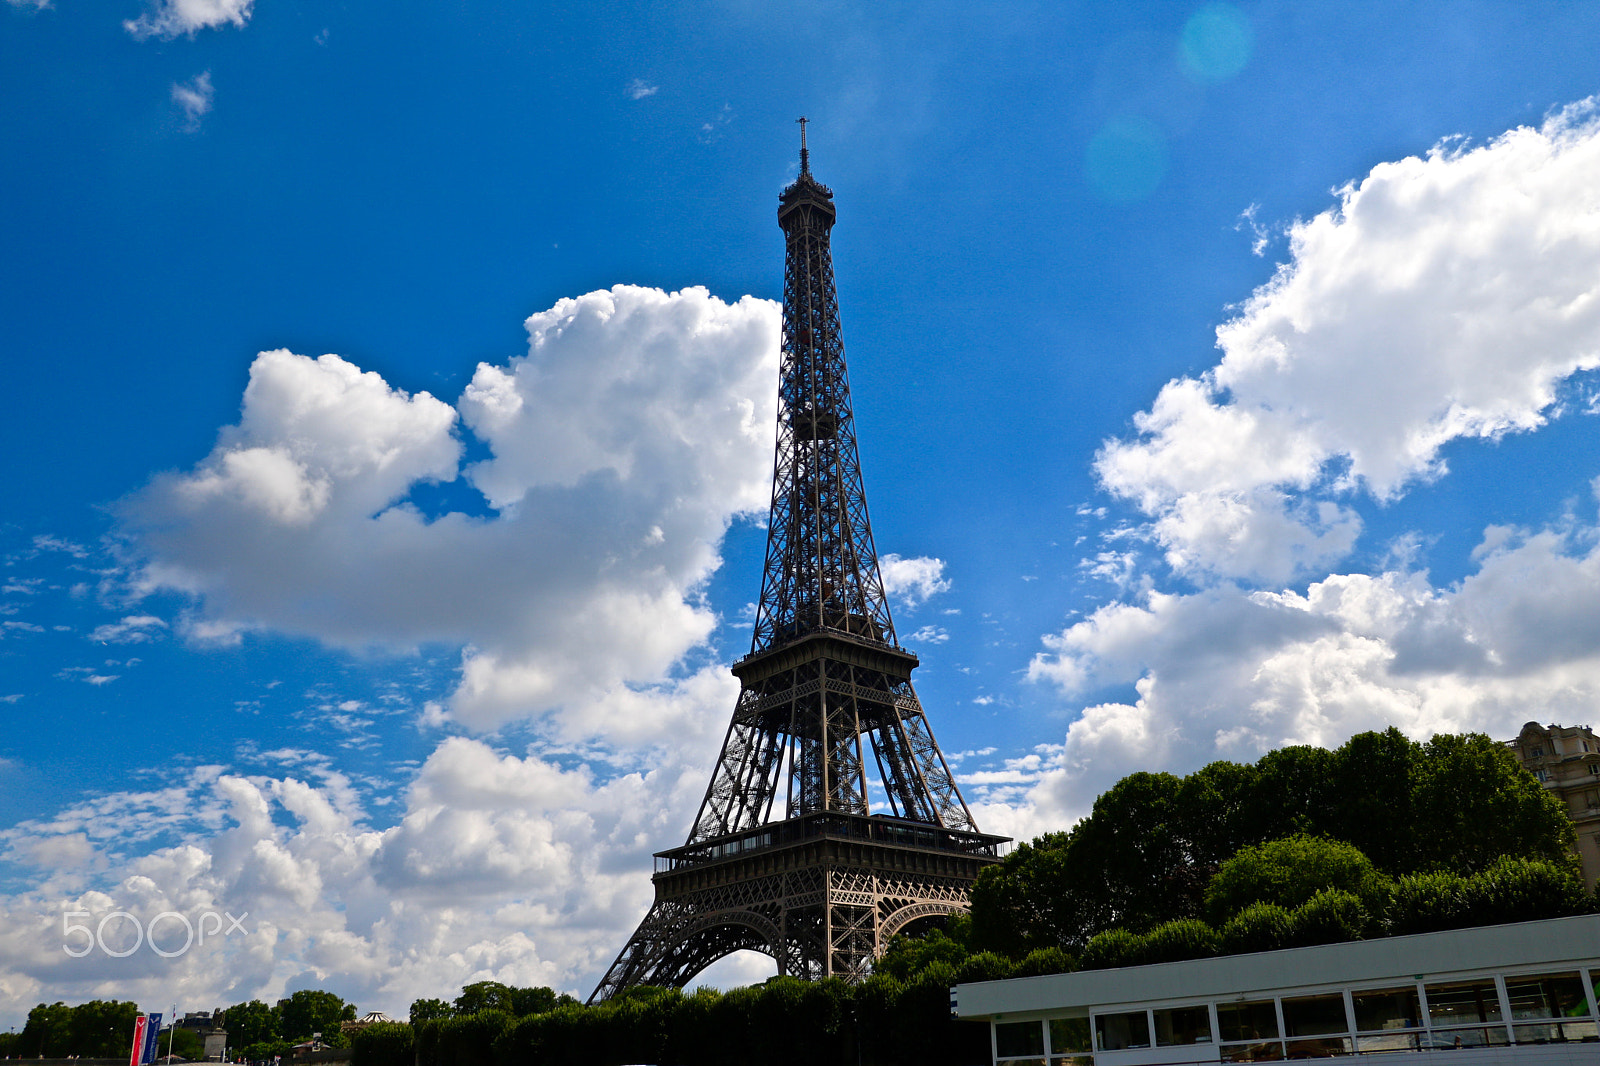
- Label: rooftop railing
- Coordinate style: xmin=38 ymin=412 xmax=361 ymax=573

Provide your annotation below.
xmin=654 ymin=811 xmax=1007 ymax=874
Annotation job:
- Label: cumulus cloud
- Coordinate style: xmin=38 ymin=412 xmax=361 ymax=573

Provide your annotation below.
xmin=626 ymin=79 xmax=658 ymax=100
xmin=1020 ymin=521 xmax=1600 ymax=825
xmin=879 ymin=553 xmax=951 ymax=609
xmin=126 ymin=0 xmax=252 ymax=39
xmin=1097 ymin=99 xmax=1600 ymax=583
xmin=171 ymin=71 xmax=214 ymax=132
xmin=988 ymin=99 xmax=1600 ymax=833
xmin=123 ymin=286 xmax=779 ymax=738
xmin=0 ymin=730 xmax=719 ymax=1018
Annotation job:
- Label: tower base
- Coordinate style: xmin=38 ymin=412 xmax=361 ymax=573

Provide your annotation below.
xmin=590 ymin=812 xmax=1006 ymax=1002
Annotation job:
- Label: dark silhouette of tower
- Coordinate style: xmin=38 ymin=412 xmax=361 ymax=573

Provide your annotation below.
xmin=591 ymin=122 xmax=1006 ymax=1001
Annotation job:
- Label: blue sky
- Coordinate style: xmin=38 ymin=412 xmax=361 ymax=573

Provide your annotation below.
xmin=6 ymin=0 xmax=1600 ymax=1023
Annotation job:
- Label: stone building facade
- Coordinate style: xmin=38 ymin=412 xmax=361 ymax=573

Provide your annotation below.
xmin=1504 ymin=722 xmax=1600 ymax=890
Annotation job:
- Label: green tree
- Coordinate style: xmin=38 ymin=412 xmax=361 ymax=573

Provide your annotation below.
xmin=1323 ymin=728 xmax=1420 ymax=870
xmin=17 ymin=1002 xmax=73 ymax=1058
xmin=409 ymin=998 xmax=452 ymax=1025
xmin=1177 ymin=760 xmax=1267 ymax=871
xmin=66 ymin=999 xmax=139 ymax=1057
xmin=453 ymin=981 xmax=515 ymax=1016
xmin=968 ymin=730 xmax=1581 ymax=960
xmin=222 ymin=1000 xmax=280 ymax=1048
xmin=239 ymin=1038 xmax=293 ymax=1063
xmin=874 ymin=926 xmax=970 ymax=980
xmin=968 ymin=832 xmax=1078 ymax=955
xmin=1249 ymin=745 xmax=1337 ymax=841
xmin=1411 ymin=733 xmax=1576 ymax=874
xmin=166 ymin=1026 xmax=205 ymax=1060
xmin=1204 ymin=835 xmax=1392 ymax=924
xmin=1066 ymin=771 xmax=1206 ymax=934
xmin=278 ymin=989 xmax=356 ymax=1045
xmin=508 ymin=986 xmax=570 ymax=1017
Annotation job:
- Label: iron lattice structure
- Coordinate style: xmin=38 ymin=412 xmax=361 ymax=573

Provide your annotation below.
xmin=591 ymin=125 xmax=1007 ymax=1002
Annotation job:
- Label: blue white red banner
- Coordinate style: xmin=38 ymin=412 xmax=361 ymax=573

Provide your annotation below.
xmin=141 ymin=1013 xmax=163 ymax=1064
xmin=129 ymin=1016 xmax=148 ymax=1066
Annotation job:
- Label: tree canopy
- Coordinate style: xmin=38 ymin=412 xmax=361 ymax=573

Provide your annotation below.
xmin=969 ymin=729 xmax=1577 ymax=953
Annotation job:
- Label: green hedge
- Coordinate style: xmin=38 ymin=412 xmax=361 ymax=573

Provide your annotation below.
xmin=437 ymin=1009 xmax=512 ymax=1066
xmin=480 ymin=973 xmax=990 ymax=1066
xmin=1286 ymin=889 xmax=1370 ymax=947
xmin=1218 ymin=902 xmax=1294 ymax=955
xmin=1389 ymin=857 xmax=1590 ymax=935
xmin=1079 ymin=861 xmax=1585 ymax=971
xmin=350 ymin=1022 xmax=413 ymax=1066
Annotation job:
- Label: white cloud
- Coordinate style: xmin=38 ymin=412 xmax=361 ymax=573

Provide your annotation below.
xmin=1096 ymin=99 xmax=1600 ymax=582
xmin=985 ymin=99 xmax=1600 ymax=835
xmin=32 ymin=535 xmax=88 ymax=558
xmin=0 ymin=729 xmax=722 ymax=1020
xmin=171 ymin=71 xmax=214 ymax=132
xmin=879 ymin=553 xmax=951 ymax=609
xmin=126 ymin=0 xmax=252 ymax=39
xmin=1019 ymin=520 xmax=1600 ymax=825
xmin=5 ymin=0 xmax=51 ymax=9
xmin=697 ymin=104 xmax=733 ymax=145
xmin=89 ymin=615 xmax=168 ymax=644
xmin=123 ymin=285 xmax=779 ymax=739
xmin=626 ymin=79 xmax=658 ymax=100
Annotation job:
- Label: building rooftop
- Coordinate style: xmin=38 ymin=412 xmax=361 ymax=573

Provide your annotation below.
xmin=954 ymin=913 xmax=1600 ymax=1020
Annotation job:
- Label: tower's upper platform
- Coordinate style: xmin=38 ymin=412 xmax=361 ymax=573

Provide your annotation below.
xmin=779 ymin=120 xmax=836 ymax=222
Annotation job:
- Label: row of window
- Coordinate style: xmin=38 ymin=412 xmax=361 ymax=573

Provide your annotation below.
xmin=993 ymin=967 xmax=1600 ymax=1063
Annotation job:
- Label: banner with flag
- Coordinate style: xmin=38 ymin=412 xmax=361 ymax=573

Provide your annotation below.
xmin=129 ymin=1016 xmax=148 ymax=1066
xmin=141 ymin=1013 xmax=163 ymax=1065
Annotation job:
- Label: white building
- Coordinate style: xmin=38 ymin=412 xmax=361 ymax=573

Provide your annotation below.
xmin=952 ymin=914 xmax=1600 ymax=1065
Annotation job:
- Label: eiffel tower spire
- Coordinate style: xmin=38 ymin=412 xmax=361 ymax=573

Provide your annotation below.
xmin=590 ymin=128 xmax=1006 ymax=1001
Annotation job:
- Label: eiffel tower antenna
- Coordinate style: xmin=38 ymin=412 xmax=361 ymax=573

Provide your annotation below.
xmin=590 ymin=127 xmax=1007 ymax=1001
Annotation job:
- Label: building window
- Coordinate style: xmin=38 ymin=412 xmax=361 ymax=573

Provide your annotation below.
xmin=1094 ymin=1011 xmax=1151 ymax=1051
xmin=1504 ymin=972 xmax=1586 ymax=1020
xmin=1048 ymin=1018 xmax=1091 ymax=1066
xmin=1352 ymin=987 xmax=1421 ymax=1031
xmin=1505 ymin=971 xmax=1597 ymax=1044
xmin=1536 ymin=769 xmax=1550 ymax=782
xmin=1218 ymin=1000 xmax=1279 ymax=1042
xmin=1280 ymin=994 xmax=1347 ymax=1037
xmin=1352 ymin=987 xmax=1423 ymax=1054
xmin=995 ymin=1020 xmax=1045 ymax=1061
xmin=1218 ymin=999 xmax=1281 ymax=1062
xmin=1532 ymin=747 xmax=1545 ymax=757
xmin=1426 ymin=979 xmax=1502 ymax=1024
xmin=1589 ymin=763 xmax=1599 ymax=775
xmin=1153 ymin=1005 xmax=1212 ymax=1046
xmin=1425 ymin=978 xmax=1510 ymax=1048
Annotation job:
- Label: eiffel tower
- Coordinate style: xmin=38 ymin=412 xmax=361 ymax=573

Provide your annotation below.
xmin=590 ymin=122 xmax=1007 ymax=1001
